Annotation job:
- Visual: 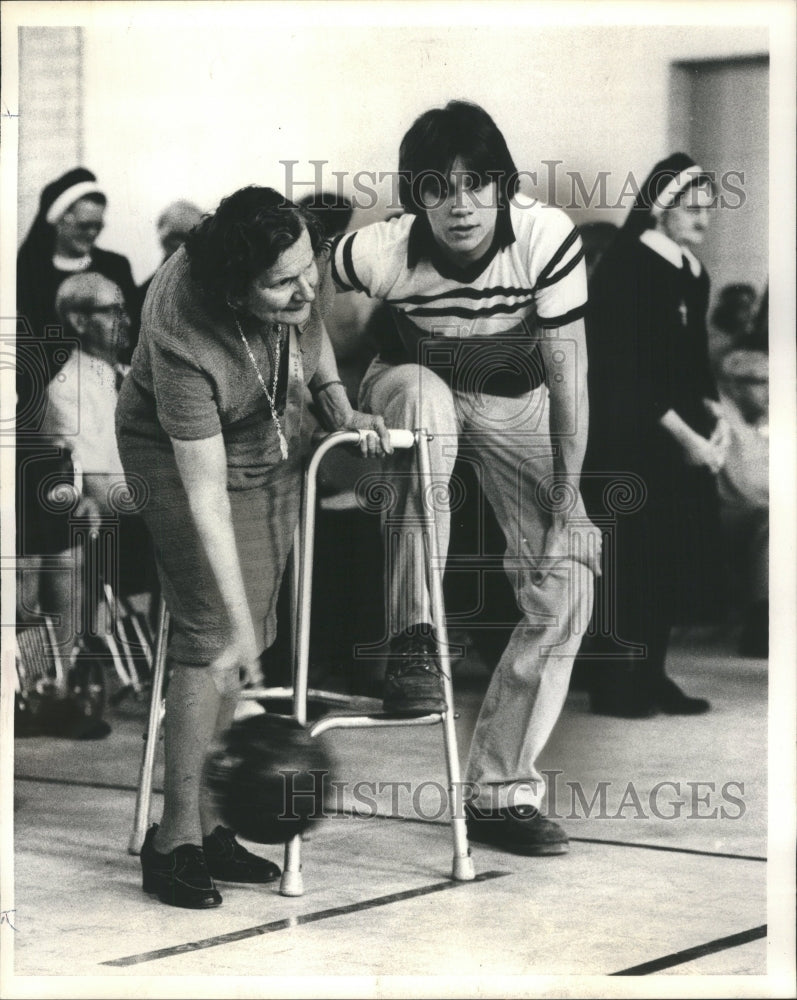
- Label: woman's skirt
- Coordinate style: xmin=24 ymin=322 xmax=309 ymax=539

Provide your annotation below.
xmin=117 ymin=430 xmax=302 ymax=667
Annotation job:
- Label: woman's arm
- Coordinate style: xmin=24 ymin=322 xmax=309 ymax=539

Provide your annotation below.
xmin=310 ymin=324 xmax=392 ymax=457
xmin=171 ymin=433 xmax=261 ymax=693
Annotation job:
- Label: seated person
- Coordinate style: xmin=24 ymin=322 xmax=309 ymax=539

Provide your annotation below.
xmin=709 ymin=282 xmax=759 ymax=365
xmin=43 ymin=273 xmax=131 ymax=511
xmin=716 ymin=348 xmax=769 ymax=656
xmin=37 ymin=273 xmax=154 ymax=646
xmin=136 ymin=199 xmax=204 ymax=320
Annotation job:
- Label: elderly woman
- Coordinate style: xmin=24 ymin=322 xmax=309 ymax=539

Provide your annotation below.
xmin=116 ymin=186 xmax=390 ymax=909
xmin=582 ymin=153 xmax=729 ymax=718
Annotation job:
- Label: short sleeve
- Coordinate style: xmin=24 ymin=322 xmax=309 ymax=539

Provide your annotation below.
xmin=330 ymin=223 xmax=389 ymax=298
xmin=532 ymin=208 xmax=588 ymax=329
xmin=149 ymin=336 xmax=221 ymax=441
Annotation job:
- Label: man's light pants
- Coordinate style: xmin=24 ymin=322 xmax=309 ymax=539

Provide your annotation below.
xmin=360 ymin=359 xmax=595 ymax=810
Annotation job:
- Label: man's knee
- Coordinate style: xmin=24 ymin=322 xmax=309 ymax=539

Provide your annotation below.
xmin=372 ymin=364 xmax=457 ymax=432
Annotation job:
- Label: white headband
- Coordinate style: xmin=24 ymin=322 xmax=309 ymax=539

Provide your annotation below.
xmin=649 ymin=165 xmax=706 ymax=218
xmin=45 ymin=181 xmax=104 ymax=224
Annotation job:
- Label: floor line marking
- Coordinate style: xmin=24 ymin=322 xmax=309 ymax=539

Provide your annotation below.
xmin=567 ymin=835 xmax=766 ymax=863
xmin=611 ymin=924 xmax=767 ymax=975
xmin=101 ymin=870 xmax=509 ymax=967
xmin=15 ymin=775 xmax=767 ymax=863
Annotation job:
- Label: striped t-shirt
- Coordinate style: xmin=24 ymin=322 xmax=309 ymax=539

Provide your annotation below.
xmin=330 ymin=202 xmax=587 ymax=396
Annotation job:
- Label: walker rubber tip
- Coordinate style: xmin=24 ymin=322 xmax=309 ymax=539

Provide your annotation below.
xmin=279 ymin=870 xmax=305 ymax=897
xmin=452 ymin=854 xmax=476 ymax=881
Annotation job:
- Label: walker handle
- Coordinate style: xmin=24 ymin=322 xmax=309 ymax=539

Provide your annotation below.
xmin=384 ymin=428 xmax=416 ymax=450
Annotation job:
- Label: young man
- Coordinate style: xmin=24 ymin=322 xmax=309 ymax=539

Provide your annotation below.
xmin=329 ymin=101 xmax=601 ymax=855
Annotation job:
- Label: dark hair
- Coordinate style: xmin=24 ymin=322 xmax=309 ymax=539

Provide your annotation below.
xmin=397 ymin=100 xmax=519 ymax=215
xmin=297 ymin=192 xmax=354 ymax=240
xmin=185 ymin=186 xmax=320 ymax=308
xmin=711 ymin=283 xmax=758 ymax=338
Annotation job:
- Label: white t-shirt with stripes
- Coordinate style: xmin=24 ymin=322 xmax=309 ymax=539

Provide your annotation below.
xmin=330 ymin=202 xmax=586 ymax=394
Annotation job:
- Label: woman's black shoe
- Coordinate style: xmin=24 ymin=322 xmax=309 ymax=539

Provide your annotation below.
xmin=589 ymin=690 xmax=657 ymax=718
xmin=652 ymin=677 xmax=710 ymax=715
xmin=202 ymin=826 xmax=281 ymax=883
xmin=141 ymin=824 xmax=222 ymax=908
xmin=587 ymin=662 xmax=657 ymax=718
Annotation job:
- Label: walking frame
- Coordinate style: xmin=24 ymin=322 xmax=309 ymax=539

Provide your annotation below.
xmin=128 ymin=427 xmax=476 ymax=895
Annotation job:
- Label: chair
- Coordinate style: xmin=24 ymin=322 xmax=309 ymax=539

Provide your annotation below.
xmin=128 ymin=428 xmax=475 ymax=894
xmin=14 ymin=442 xmax=151 ymax=703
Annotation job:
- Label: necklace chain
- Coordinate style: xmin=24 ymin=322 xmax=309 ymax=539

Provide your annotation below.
xmin=233 ymin=313 xmax=289 ymax=460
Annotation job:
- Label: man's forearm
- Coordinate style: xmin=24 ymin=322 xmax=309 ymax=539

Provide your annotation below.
xmin=548 ymin=381 xmax=588 ymax=482
xmin=539 ymin=319 xmax=589 ymax=485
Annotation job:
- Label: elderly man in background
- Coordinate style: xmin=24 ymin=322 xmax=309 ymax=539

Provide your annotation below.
xmin=35 ymin=273 xmax=152 ymax=652
xmin=43 ymin=273 xmax=131 ymax=509
xmin=135 ymin=200 xmax=204 ymax=319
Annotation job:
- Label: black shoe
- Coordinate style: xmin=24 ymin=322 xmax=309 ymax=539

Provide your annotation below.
xmin=464 ymin=802 xmax=569 ymax=856
xmin=383 ymin=626 xmax=447 ymax=716
xmin=589 ymin=690 xmax=657 ymax=719
xmin=652 ymin=676 xmax=710 ymax=715
xmin=141 ymin=824 xmax=222 ymax=909
xmin=203 ymin=826 xmax=281 ymax=883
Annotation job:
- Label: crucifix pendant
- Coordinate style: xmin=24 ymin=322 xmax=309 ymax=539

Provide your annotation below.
xmin=678 ymin=300 xmax=688 ymax=325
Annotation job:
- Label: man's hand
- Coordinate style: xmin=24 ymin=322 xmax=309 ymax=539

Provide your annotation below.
xmin=532 ymin=496 xmax=603 ymax=586
xmin=75 ymin=494 xmax=101 ymax=531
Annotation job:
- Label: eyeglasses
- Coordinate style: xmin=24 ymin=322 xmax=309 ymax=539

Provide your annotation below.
xmin=87 ymin=304 xmax=128 ymax=317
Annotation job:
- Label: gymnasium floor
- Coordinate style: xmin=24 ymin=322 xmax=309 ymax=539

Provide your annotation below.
xmin=6 ymin=626 xmax=793 ymax=998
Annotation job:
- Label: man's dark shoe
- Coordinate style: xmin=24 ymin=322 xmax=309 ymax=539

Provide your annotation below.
xmin=203 ymin=825 xmax=281 ymax=883
xmin=383 ymin=626 xmax=447 ymax=716
xmin=652 ymin=677 xmax=710 ymax=715
xmin=141 ymin=824 xmax=222 ymax=908
xmin=464 ymin=802 xmax=569 ymax=856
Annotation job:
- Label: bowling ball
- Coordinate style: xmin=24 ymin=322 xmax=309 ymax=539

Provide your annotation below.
xmin=204 ymin=714 xmax=333 ymax=844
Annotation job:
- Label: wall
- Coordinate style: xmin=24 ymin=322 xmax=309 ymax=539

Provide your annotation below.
xmin=16 ymin=27 xmax=83 ymax=249
xmin=670 ymin=57 xmax=769 ymax=297
xmin=71 ymin=19 xmax=768 ymax=283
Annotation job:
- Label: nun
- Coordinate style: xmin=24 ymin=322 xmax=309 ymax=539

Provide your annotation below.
xmin=581 ymin=153 xmax=730 ymax=718
xmin=16 ymin=167 xmax=138 ymax=424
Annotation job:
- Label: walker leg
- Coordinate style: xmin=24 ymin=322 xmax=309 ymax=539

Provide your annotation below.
xmin=128 ymin=598 xmax=169 ymax=855
xmin=277 ymin=468 xmax=316 ymax=895
xmin=417 ymin=430 xmax=475 ymax=882
xmin=280 ymin=834 xmax=304 ymax=896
